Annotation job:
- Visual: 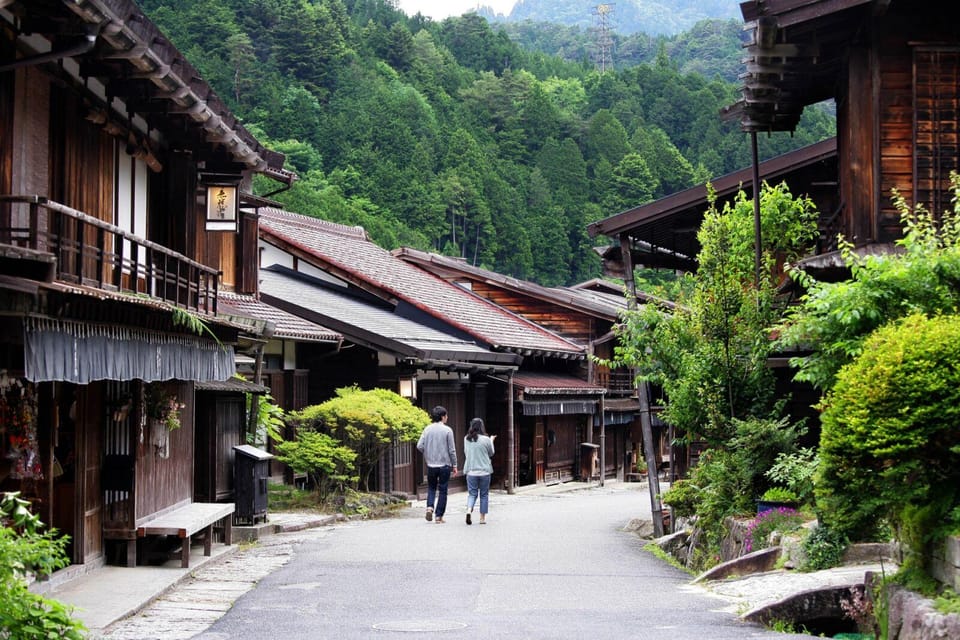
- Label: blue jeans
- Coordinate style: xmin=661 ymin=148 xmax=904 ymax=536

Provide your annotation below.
xmin=426 ymin=465 xmax=452 ymax=517
xmin=466 ymin=474 xmax=491 ymax=515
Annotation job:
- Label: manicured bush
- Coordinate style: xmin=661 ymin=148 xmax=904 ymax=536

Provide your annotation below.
xmin=289 ymin=386 xmax=429 ymax=490
xmin=816 ymin=313 xmax=960 ymax=564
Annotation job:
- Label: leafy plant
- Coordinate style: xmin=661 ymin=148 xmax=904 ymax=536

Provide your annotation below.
xmin=0 ymin=492 xmax=86 ymax=639
xmin=611 ymin=182 xmax=818 ymax=447
xmin=933 ymin=588 xmax=960 ymax=616
xmin=760 ymin=487 xmax=799 ymax=504
xmin=661 ymin=479 xmax=699 ymax=519
xmin=246 ymin=389 xmax=285 ymax=446
xmin=765 ymin=447 xmax=817 ymax=507
xmin=145 ymin=383 xmax=185 ymax=431
xmin=273 ymin=431 xmax=358 ymax=499
xmin=801 ymin=523 xmax=848 ymax=571
xmin=290 ymin=386 xmax=429 ymax=490
xmin=171 ymin=306 xmax=223 ymax=347
xmin=777 ymin=171 xmax=960 ymax=390
xmin=744 ymin=507 xmax=805 ymax=553
xmin=816 ymin=313 xmax=960 ymax=555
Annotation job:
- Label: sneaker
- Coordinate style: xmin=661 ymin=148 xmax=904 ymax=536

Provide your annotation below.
xmin=435 ymin=517 xmax=445 ymax=523
xmin=465 ymin=512 xmax=472 ymax=525
xmin=425 ymin=508 xmax=433 ymax=522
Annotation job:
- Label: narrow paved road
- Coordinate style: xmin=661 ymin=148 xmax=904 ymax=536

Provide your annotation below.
xmin=190 ymin=483 xmax=811 ymax=640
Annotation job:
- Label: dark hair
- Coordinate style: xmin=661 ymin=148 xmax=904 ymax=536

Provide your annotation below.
xmin=466 ymin=417 xmax=485 ymax=442
xmin=430 ymin=406 xmax=447 ymax=422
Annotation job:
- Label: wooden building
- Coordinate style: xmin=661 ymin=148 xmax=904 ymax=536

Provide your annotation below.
xmin=394 ymin=248 xmax=659 ymax=484
xmin=587 ymin=0 xmax=960 ymax=482
xmin=723 ymin=0 xmax=960 ymax=261
xmin=0 ymin=0 xmax=290 ymax=568
xmin=257 ymin=208 xmax=589 ymax=494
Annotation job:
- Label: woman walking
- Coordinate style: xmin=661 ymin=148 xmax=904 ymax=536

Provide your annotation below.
xmin=462 ymin=418 xmax=495 ymax=525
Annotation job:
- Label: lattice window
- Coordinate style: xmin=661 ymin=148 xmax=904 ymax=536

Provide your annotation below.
xmin=914 ymin=47 xmax=960 ymax=218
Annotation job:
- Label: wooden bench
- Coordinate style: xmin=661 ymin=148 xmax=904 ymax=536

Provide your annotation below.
xmin=136 ymin=502 xmax=235 ymax=568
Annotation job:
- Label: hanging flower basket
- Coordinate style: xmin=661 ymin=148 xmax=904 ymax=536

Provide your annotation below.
xmin=146 ymin=384 xmax=185 ymax=431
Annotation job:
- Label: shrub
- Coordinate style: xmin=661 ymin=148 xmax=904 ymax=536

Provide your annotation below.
xmin=290 ymin=386 xmax=429 ymax=490
xmin=0 ymin=493 xmax=85 ymax=639
xmin=801 ymin=523 xmax=848 ymax=571
xmin=744 ymin=507 xmax=805 ymax=553
xmin=760 ymin=487 xmax=799 ymax=504
xmin=816 ymin=313 xmax=960 ymax=560
xmin=661 ymin=479 xmax=699 ymax=519
xmin=765 ymin=447 xmax=817 ymax=506
xmin=274 ymin=430 xmax=358 ymax=499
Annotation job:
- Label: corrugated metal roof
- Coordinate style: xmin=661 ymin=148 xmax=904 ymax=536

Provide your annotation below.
xmin=512 ymin=372 xmax=606 ymax=395
xmin=218 ymin=292 xmax=341 ymax=343
xmin=196 ymin=377 xmax=268 ymax=393
xmin=259 ymin=209 xmax=585 ymax=358
xmin=259 ymin=267 xmax=519 ymax=366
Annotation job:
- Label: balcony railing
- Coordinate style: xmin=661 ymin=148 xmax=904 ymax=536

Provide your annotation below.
xmin=596 ymin=367 xmax=636 ymax=396
xmin=0 ymin=195 xmax=218 ymax=314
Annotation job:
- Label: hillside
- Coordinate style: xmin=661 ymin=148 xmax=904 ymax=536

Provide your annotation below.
xmin=139 ymin=0 xmax=833 ymax=287
xmin=485 ymin=0 xmax=740 ymax=36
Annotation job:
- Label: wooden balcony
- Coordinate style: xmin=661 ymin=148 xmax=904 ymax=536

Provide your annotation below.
xmin=0 ymin=195 xmax=218 ymax=314
xmin=596 ymin=367 xmax=636 ymax=396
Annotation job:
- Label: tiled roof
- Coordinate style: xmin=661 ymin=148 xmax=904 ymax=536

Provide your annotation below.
xmin=259 ymin=209 xmax=584 ymax=357
xmin=259 ymin=267 xmax=519 ymax=367
xmin=393 ymin=247 xmax=625 ymax=320
xmin=218 ymin=292 xmax=341 ymax=343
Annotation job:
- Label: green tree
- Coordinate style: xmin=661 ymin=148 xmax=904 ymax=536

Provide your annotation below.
xmin=291 ymin=386 xmax=429 ymax=490
xmin=603 ymin=152 xmax=659 ymax=212
xmin=613 ymin=182 xmax=818 ymax=446
xmin=274 ymin=431 xmax=358 ymax=498
xmin=777 ymin=173 xmax=960 ymax=390
xmin=631 ymin=126 xmax=697 ymax=196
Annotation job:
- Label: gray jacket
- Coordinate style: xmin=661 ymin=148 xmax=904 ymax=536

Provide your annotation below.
xmin=417 ymin=422 xmax=457 ymax=468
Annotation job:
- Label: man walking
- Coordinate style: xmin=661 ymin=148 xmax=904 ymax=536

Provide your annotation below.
xmin=417 ymin=406 xmax=458 ymax=523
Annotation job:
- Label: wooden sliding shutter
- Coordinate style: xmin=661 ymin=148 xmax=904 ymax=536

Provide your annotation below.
xmin=914 ymin=47 xmax=960 ymax=218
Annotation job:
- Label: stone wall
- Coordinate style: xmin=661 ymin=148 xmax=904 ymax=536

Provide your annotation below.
xmin=886 ymin=585 xmax=960 ymax=640
xmin=930 ymin=536 xmax=960 ymax=592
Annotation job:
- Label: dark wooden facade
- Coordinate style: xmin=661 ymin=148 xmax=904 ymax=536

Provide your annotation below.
xmin=0 ymin=0 xmax=288 ymax=569
xmin=729 ymin=1 xmax=960 ymax=252
xmin=393 ymin=249 xmax=641 ymax=485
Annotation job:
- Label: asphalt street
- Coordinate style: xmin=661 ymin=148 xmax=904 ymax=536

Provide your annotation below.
xmin=187 ymin=483 xmax=814 ymax=640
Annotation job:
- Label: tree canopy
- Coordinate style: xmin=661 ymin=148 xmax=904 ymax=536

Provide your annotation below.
xmin=142 ymin=0 xmax=833 ymax=287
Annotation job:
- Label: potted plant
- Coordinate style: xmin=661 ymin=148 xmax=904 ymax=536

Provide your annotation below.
xmin=636 ymin=458 xmax=648 ymax=477
xmin=757 ymin=487 xmax=799 ymax=514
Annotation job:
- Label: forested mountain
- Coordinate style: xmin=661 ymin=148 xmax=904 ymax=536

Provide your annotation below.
xmin=485 ymin=0 xmax=739 ymax=36
xmin=499 ymin=18 xmax=745 ymax=81
xmin=139 ymin=0 xmax=833 ymax=286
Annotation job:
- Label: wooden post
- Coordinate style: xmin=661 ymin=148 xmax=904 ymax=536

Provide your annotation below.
xmin=507 ymin=372 xmax=515 ymax=494
xmin=620 ymin=234 xmax=664 ymax=537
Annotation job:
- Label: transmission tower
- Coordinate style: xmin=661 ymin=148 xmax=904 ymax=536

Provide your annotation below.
xmin=592 ymin=3 xmax=615 ymax=73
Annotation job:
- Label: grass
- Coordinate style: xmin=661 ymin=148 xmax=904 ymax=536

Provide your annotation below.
xmin=643 ymin=542 xmax=695 ymax=575
xmin=268 ymin=482 xmax=409 ymax=518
